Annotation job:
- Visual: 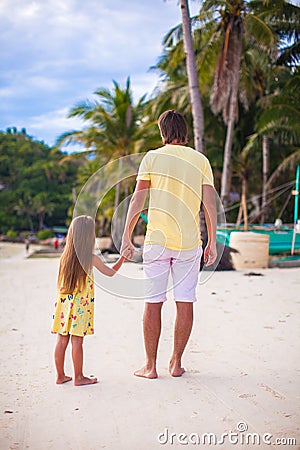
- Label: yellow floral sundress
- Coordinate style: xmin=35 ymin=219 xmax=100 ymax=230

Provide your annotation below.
xmin=51 ymin=276 xmax=94 ymax=337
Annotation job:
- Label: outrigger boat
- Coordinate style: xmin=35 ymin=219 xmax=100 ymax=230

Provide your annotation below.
xmin=217 ymin=165 xmax=300 ymax=255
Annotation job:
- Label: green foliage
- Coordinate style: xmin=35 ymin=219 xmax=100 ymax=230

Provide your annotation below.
xmin=0 ymin=129 xmax=80 ymax=233
xmin=57 ymin=77 xmax=159 ymax=158
xmin=149 ymin=0 xmax=300 ymax=223
xmin=2 ymin=0 xmax=300 ymax=232
xmin=37 ymin=229 xmax=55 ymax=240
xmin=6 ymin=229 xmax=17 ymax=238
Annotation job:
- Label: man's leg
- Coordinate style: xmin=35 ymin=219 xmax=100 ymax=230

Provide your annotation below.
xmin=169 ymin=301 xmax=193 ymax=377
xmin=134 ymin=302 xmax=163 ymax=379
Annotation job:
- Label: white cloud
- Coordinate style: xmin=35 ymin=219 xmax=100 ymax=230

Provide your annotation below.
xmin=25 ymin=107 xmax=85 ymax=145
xmin=0 ymin=0 xmax=201 ymax=145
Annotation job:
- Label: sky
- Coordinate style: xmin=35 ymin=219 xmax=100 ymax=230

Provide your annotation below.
xmin=0 ymin=0 xmax=200 ymax=150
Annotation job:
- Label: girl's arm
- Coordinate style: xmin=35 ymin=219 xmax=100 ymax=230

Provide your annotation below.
xmin=93 ymin=254 xmax=125 ymax=277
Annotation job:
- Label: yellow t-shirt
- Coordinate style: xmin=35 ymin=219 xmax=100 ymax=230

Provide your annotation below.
xmin=137 ymin=144 xmax=214 ymax=250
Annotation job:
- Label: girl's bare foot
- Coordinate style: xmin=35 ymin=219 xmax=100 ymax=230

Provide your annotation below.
xmin=134 ymin=366 xmax=158 ymax=379
xmin=169 ymin=361 xmax=185 ymax=377
xmin=56 ymin=375 xmax=72 ymax=384
xmin=74 ymin=376 xmax=98 ymax=386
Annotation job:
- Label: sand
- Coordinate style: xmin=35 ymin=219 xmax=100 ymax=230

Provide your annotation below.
xmin=0 ymin=242 xmax=299 ymax=450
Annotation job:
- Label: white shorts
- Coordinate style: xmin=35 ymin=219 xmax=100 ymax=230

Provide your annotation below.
xmin=143 ymin=244 xmax=203 ymax=303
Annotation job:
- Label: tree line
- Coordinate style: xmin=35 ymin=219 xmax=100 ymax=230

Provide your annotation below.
xmin=0 ymin=128 xmax=79 ymax=234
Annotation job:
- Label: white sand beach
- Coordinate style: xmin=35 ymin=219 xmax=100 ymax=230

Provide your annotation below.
xmin=0 ymin=242 xmax=299 ymax=450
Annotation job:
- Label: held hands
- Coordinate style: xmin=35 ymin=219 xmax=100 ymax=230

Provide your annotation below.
xmin=203 ymin=242 xmax=217 ymax=267
xmin=120 ymin=238 xmax=136 ymax=261
xmin=121 ymin=238 xmax=218 ymax=265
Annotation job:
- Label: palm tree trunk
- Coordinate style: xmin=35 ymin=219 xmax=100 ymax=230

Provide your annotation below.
xmin=221 ymin=114 xmax=234 ymax=207
xmin=114 ymin=182 xmax=121 ymax=211
xmin=180 ymin=0 xmax=207 ymax=265
xmin=180 ymin=0 xmax=205 ymax=154
xmin=236 ymin=202 xmax=243 ymax=227
xmin=112 ymin=158 xmax=125 ymax=251
xmin=38 ymin=212 xmax=45 ymax=230
xmin=241 ymin=177 xmax=248 ymax=231
xmin=261 ymin=135 xmax=269 ymax=224
xmin=27 ymin=212 xmax=34 ymax=233
xmin=220 ymin=29 xmax=243 ymax=208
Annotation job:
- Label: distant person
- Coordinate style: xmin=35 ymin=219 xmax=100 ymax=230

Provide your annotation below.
xmin=61 ymin=236 xmax=66 ymax=247
xmin=53 ymin=237 xmax=59 ymax=251
xmin=51 ymin=215 xmax=129 ymax=386
xmin=121 ymin=110 xmax=217 ymax=379
xmin=25 ymin=237 xmax=30 ymax=254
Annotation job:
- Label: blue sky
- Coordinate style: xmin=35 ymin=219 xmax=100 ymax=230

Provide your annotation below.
xmin=0 ymin=0 xmax=200 ymax=149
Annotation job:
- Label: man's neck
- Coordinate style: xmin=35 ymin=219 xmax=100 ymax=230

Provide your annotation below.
xmin=167 ymin=141 xmax=185 ymax=146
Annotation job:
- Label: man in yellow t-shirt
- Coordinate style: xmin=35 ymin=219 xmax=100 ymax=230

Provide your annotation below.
xmin=121 ymin=110 xmax=217 ymax=379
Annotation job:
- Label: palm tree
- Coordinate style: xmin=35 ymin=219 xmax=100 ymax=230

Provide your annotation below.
xmin=33 ymin=193 xmax=55 ymax=230
xmin=242 ymin=66 xmax=300 ymax=220
xmin=14 ymin=197 xmax=35 ymax=232
xmin=252 ymin=0 xmax=300 ymax=221
xmin=153 ymin=0 xmax=279 ymax=207
xmin=57 ymin=78 xmax=157 ymax=248
xmin=255 ymin=0 xmax=300 ymax=67
xmin=58 ymin=77 xmax=152 ymax=159
xmin=200 ymin=0 xmax=278 ymax=207
xmin=180 ymin=0 xmax=205 ymax=153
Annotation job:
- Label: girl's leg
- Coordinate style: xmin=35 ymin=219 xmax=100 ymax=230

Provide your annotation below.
xmin=54 ymin=334 xmax=72 ymax=384
xmin=71 ymin=335 xmax=97 ymax=386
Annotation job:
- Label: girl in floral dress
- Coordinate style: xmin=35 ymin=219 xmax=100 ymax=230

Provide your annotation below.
xmin=52 ymin=215 xmax=127 ymax=386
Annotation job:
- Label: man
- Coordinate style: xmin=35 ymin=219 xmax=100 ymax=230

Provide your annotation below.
xmin=121 ymin=110 xmax=217 ymax=379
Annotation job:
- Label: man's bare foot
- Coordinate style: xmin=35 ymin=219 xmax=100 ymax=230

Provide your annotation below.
xmin=169 ymin=361 xmax=185 ymax=377
xmin=74 ymin=376 xmax=98 ymax=386
xmin=56 ymin=375 xmax=72 ymax=384
xmin=134 ymin=366 xmax=158 ymax=379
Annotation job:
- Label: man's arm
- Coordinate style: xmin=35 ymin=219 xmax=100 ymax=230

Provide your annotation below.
xmin=202 ymin=184 xmax=217 ymax=266
xmin=121 ymin=179 xmax=150 ymax=259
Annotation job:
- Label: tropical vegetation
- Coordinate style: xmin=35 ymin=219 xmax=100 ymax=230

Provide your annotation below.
xmin=0 ymin=0 xmax=299 ymax=237
xmin=0 ymin=128 xmax=80 ymax=234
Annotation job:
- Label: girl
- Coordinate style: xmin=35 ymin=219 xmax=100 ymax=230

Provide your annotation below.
xmin=52 ymin=215 xmax=127 ymax=386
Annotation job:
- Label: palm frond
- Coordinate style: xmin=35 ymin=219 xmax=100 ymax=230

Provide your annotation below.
xmin=56 ymin=130 xmax=87 ymax=147
xmin=163 ymin=24 xmax=183 ymax=49
xmin=277 ymin=39 xmax=300 ymax=65
xmin=68 ymin=101 xmax=96 ymax=119
xmin=59 ymin=150 xmax=94 ymax=164
xmin=266 ymin=148 xmax=300 ymax=187
xmin=201 ymin=0 xmax=233 ymax=15
xmin=244 ymin=14 xmax=277 ymax=49
xmin=259 ymin=103 xmax=300 ymax=129
xmin=241 ymin=132 xmax=260 ymax=156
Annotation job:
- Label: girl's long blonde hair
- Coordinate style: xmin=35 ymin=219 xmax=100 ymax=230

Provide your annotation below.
xmin=58 ymin=215 xmax=95 ymax=293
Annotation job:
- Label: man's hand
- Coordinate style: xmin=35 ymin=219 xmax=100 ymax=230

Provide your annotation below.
xmin=203 ymin=242 xmax=217 ymax=267
xmin=120 ymin=238 xmax=136 ymax=261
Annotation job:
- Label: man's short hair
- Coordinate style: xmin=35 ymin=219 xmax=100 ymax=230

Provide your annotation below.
xmin=158 ymin=110 xmax=188 ymax=145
